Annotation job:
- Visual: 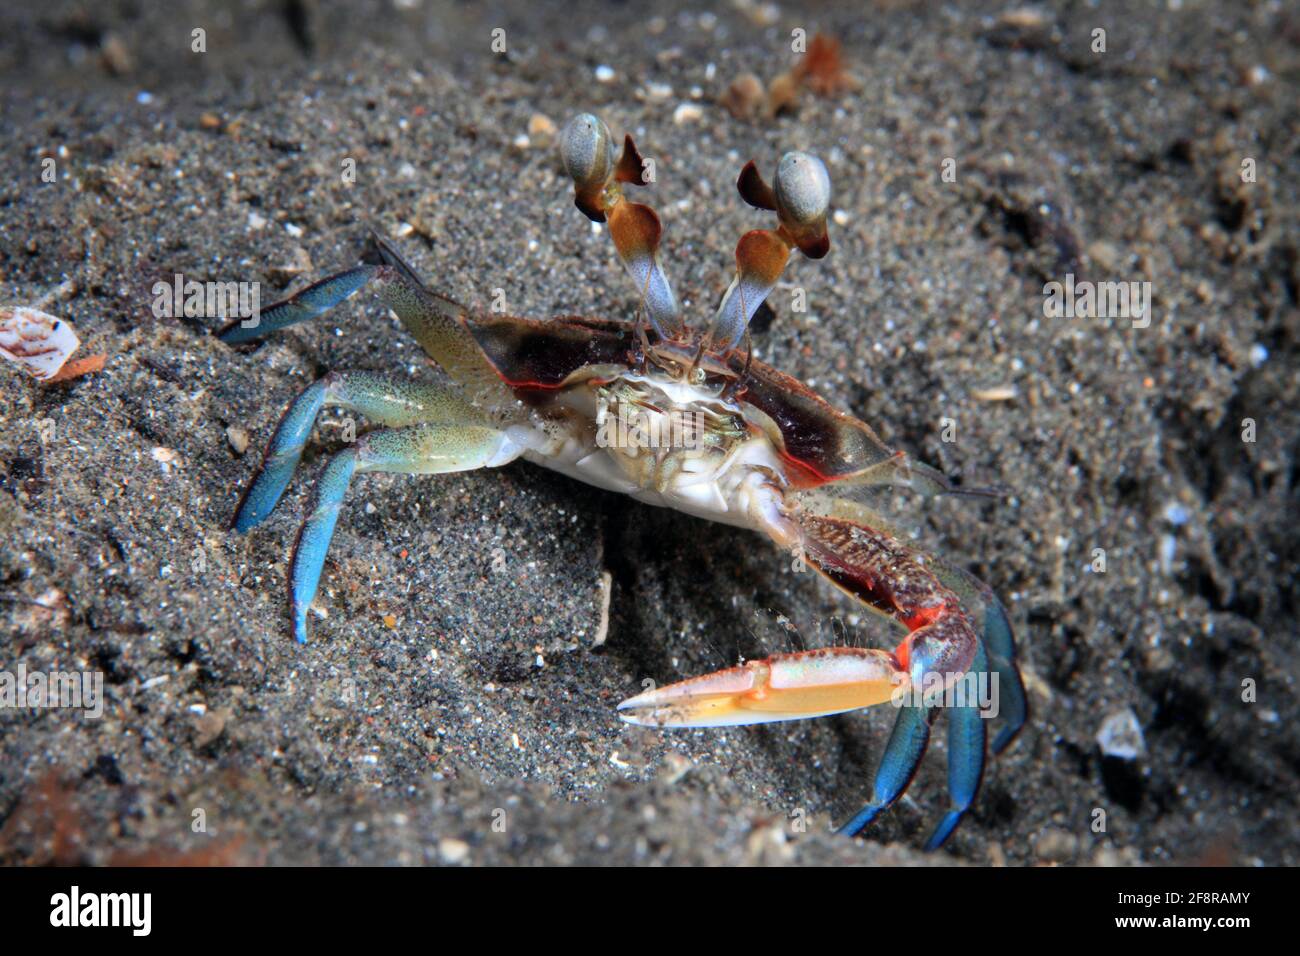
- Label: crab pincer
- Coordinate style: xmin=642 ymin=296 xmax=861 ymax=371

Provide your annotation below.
xmin=618 ymin=647 xmax=906 ymax=728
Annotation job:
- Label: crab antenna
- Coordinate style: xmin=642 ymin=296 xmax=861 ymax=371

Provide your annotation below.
xmin=559 ymin=113 xmax=680 ymax=337
xmin=709 ymin=151 xmax=831 ymax=352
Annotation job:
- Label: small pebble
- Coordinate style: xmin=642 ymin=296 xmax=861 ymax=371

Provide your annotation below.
xmin=721 ymin=73 xmax=764 ymax=119
xmin=193 ymin=709 xmax=228 ymax=748
xmin=1035 ymin=828 xmax=1079 ymax=863
xmin=642 ymin=82 xmax=673 ymax=102
xmin=1096 ymin=707 xmax=1145 ymax=760
xmin=673 ymin=103 xmax=704 ymax=125
xmin=971 ymin=385 xmax=1018 ymax=402
xmin=226 ymin=426 xmax=250 ymax=455
xmin=438 ymin=838 xmax=470 ymax=864
xmin=527 ymin=113 xmax=557 ymax=144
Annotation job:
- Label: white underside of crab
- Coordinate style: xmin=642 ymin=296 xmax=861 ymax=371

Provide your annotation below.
xmin=505 ymin=378 xmax=794 ymax=536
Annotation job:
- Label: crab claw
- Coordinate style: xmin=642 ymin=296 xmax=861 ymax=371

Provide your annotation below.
xmin=618 ymin=647 xmax=906 ymax=728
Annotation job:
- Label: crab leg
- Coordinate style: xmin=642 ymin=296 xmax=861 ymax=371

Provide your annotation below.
xmin=835 ymin=701 xmax=930 ymax=837
xmin=232 ymin=371 xmax=490 ymax=532
xmin=216 ymin=267 xmax=375 ymax=345
xmin=920 ymin=558 xmax=1027 ymax=755
xmin=922 ymin=645 xmax=989 ymax=850
xmin=288 ymin=423 xmax=519 ymax=643
xmin=218 ymin=237 xmax=515 ymax=410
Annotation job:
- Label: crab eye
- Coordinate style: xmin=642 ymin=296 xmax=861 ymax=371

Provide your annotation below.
xmin=559 ymin=113 xmax=616 ymax=189
xmin=691 ymin=366 xmax=706 ymax=385
xmin=774 ymin=152 xmax=831 ymax=227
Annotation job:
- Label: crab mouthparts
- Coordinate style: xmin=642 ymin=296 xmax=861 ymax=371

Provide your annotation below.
xmin=616 ymin=647 xmax=906 ymax=728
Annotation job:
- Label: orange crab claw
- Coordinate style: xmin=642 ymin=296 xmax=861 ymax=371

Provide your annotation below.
xmin=618 ymin=647 xmax=907 ymax=728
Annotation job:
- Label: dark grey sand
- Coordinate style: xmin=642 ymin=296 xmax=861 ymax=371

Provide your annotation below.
xmin=0 ymin=0 xmax=1296 ymax=865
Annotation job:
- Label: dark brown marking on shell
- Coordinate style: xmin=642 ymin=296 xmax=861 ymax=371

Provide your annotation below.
xmin=469 ymin=314 xmax=631 ymax=396
xmin=733 ymin=355 xmax=894 ymax=485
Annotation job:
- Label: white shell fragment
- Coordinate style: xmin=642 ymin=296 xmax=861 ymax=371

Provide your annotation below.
xmin=1096 ymin=707 xmax=1146 ymax=760
xmin=0 ymin=306 xmax=81 ymax=380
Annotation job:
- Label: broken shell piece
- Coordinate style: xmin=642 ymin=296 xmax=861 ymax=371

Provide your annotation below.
xmin=45 ymin=353 xmax=106 ymax=384
xmin=0 ymin=306 xmax=81 ymax=380
xmin=1096 ymin=707 xmax=1145 ymax=760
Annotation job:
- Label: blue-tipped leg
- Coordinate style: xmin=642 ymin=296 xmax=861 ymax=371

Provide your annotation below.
xmin=217 ymin=266 xmax=376 ymax=344
xmin=919 ymin=557 xmax=1028 ymax=757
xmin=837 ymin=702 xmax=931 ymax=836
xmin=282 ymin=423 xmax=516 ymax=643
xmin=231 ymin=371 xmax=492 ymax=534
xmin=981 ymin=596 xmax=1028 ymax=755
xmin=232 ymin=380 xmax=328 ymax=532
xmin=290 ymin=449 xmax=356 ymax=643
xmin=923 ymin=645 xmax=989 ymax=851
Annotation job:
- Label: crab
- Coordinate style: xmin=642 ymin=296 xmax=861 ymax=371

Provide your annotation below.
xmin=219 ymin=112 xmax=1026 ymax=849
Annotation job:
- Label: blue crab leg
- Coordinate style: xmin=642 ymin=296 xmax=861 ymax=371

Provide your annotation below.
xmin=835 ymin=644 xmax=988 ymax=850
xmin=289 ymin=422 xmax=519 ymax=643
xmin=218 ymin=238 xmax=516 ymax=411
xmin=923 ymin=642 xmax=989 ymax=850
xmin=232 ymin=372 xmax=489 ymax=532
xmin=918 ymin=557 xmax=1027 ymax=755
xmin=217 ymin=267 xmax=375 ymax=344
xmin=979 ymin=593 xmax=1027 ymax=755
xmin=836 ymin=702 xmax=930 ymax=837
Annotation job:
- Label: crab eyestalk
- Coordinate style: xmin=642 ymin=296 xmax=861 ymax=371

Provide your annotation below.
xmin=559 ymin=113 xmax=680 ymax=337
xmin=708 ymin=151 xmax=832 ymax=352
